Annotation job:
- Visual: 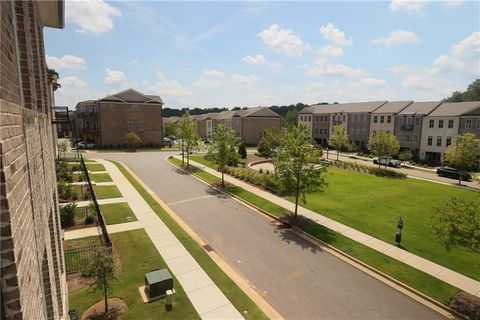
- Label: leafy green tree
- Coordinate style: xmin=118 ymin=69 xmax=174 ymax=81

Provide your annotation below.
xmin=164 ymin=122 xmax=178 ymax=138
xmin=283 ymin=109 xmax=298 ymax=127
xmin=125 ymin=132 xmax=141 ymax=151
xmin=368 ymin=132 xmax=400 ymax=168
xmin=328 ymin=125 xmax=349 ymax=161
xmin=444 ymin=133 xmax=480 ymax=185
xmin=238 ymin=142 xmax=247 ymax=159
xmin=274 ymin=124 xmax=327 ymax=221
xmin=444 ymin=79 xmax=480 ymax=102
xmin=208 ymin=124 xmax=240 ymax=187
xmin=431 ymin=197 xmax=480 ymax=253
xmin=179 ymin=111 xmax=199 ymax=167
xmin=87 ymin=247 xmax=116 ymax=314
xmin=59 ymin=202 xmax=77 ymax=227
xmin=257 ymin=128 xmax=282 ymax=158
xmin=58 ymin=140 xmax=68 ymax=159
xmin=398 ymin=150 xmax=413 ymax=162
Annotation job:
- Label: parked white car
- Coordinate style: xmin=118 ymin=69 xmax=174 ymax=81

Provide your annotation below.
xmin=77 ymin=141 xmax=95 ymax=149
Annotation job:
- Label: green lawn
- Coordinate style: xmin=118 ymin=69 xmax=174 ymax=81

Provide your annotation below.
xmin=111 ymin=160 xmax=268 ymax=320
xmin=189 ymin=155 xmax=217 ymax=169
xmin=94 ymin=185 xmax=123 ymax=199
xmin=167 ymin=158 xmax=460 ymax=305
xmin=68 ymin=230 xmax=200 ymax=319
xmin=183 ymin=156 xmax=480 ymax=282
xmin=101 ymin=202 xmax=137 ymax=225
xmin=86 ymin=163 xmax=106 ymax=172
xmin=90 ymin=172 xmax=113 ymax=183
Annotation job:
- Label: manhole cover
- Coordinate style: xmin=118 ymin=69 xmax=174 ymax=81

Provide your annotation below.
xmin=203 ymin=244 xmax=214 ymax=252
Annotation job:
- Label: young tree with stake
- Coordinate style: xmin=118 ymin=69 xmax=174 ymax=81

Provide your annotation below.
xmin=179 ymin=111 xmax=199 ymax=167
xmin=328 ymin=125 xmax=349 ymax=161
xmin=368 ymin=132 xmax=400 ymax=168
xmin=208 ymin=124 xmax=240 ymax=187
xmin=443 ymin=133 xmax=480 ymax=185
xmin=87 ymin=247 xmax=116 ymax=314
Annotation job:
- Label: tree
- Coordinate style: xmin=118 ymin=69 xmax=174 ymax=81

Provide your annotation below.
xmin=283 ymin=109 xmax=298 ymax=127
xmin=238 ymin=142 xmax=247 ymax=159
xmin=125 ymin=132 xmax=141 ymax=151
xmin=444 ymin=79 xmax=480 ymax=102
xmin=208 ymin=124 xmax=240 ymax=187
xmin=431 ymin=197 xmax=480 ymax=252
xmin=87 ymin=247 xmax=116 ymax=314
xmin=273 ymin=124 xmax=327 ymax=221
xmin=164 ymin=122 xmax=178 ymax=138
xmin=328 ymin=125 xmax=349 ymax=161
xmin=257 ymin=128 xmax=282 ymax=158
xmin=179 ymin=111 xmax=199 ymax=167
xmin=398 ymin=150 xmax=413 ymax=162
xmin=444 ymin=133 xmax=480 ymax=185
xmin=368 ymin=132 xmax=400 ymax=168
xmin=58 ymin=140 xmax=68 ymax=159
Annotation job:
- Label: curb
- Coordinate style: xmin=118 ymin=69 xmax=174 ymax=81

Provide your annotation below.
xmin=168 ymin=157 xmax=466 ymax=320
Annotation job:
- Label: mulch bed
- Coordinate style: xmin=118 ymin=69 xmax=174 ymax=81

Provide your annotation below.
xmin=81 ymin=298 xmax=128 ymax=320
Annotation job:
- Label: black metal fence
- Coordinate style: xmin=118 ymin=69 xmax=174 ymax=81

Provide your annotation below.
xmin=64 ymin=245 xmax=112 ymax=274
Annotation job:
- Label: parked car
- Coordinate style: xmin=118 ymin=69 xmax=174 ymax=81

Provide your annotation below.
xmin=372 ymin=157 xmax=402 ymax=168
xmin=436 ymin=167 xmax=472 ymax=181
xmin=77 ymin=141 xmax=95 ymax=149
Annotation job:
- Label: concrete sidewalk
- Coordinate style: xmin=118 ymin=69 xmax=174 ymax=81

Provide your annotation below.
xmin=184 ymin=157 xmax=480 ymax=297
xmin=65 ymin=159 xmax=244 ymax=320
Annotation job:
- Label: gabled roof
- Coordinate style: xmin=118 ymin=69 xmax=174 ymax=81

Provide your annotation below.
xmin=242 ymin=106 xmax=281 ymax=118
xmin=163 ymin=116 xmax=182 ymax=123
xmin=428 ymin=101 xmax=480 ymax=117
xmin=398 ymin=101 xmax=442 ymax=116
xmin=304 ymin=101 xmax=387 ymax=114
xmin=98 ymin=88 xmax=164 ymax=104
xmin=372 ymin=101 xmax=413 ymax=114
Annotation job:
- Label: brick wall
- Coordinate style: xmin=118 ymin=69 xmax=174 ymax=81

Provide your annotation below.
xmin=241 ymin=117 xmax=281 ymax=145
xmin=0 ymin=1 xmax=67 ymax=319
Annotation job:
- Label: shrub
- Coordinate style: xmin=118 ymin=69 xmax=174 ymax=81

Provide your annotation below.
xmin=399 ymin=150 xmax=413 ymax=162
xmin=77 ymin=172 xmax=85 ymax=182
xmin=60 ymin=202 xmax=77 ymax=227
xmin=83 ymin=188 xmax=91 ymax=200
xmin=85 ymin=215 xmax=95 ymax=225
xmin=58 ymin=180 xmax=75 ymax=200
xmin=370 ymin=167 xmax=407 ymax=178
xmin=259 ymin=168 xmax=263 ymax=174
xmin=238 ymin=143 xmax=247 ymax=159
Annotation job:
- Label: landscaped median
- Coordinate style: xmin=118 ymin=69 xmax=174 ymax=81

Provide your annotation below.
xmin=168 ymin=156 xmax=460 ymax=306
xmin=110 ymin=160 xmax=269 ymax=320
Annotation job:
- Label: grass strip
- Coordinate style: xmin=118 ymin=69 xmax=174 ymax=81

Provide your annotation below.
xmin=100 ymin=202 xmax=137 ymax=225
xmin=68 ymin=230 xmax=200 ymax=319
xmin=94 ymin=185 xmax=123 ymax=200
xmin=110 ymin=160 xmax=269 ymax=320
xmin=86 ymin=163 xmax=106 ymax=172
xmin=169 ymin=157 xmax=460 ymax=305
xmin=89 ymin=172 xmax=113 ymax=183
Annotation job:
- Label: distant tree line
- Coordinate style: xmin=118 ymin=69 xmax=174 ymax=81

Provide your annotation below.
xmin=443 ymin=79 xmax=480 ymax=102
xmin=163 ymin=107 xmax=229 ymax=117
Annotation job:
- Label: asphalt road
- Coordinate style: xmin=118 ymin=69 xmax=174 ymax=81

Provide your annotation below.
xmin=87 ymin=151 xmax=445 ymax=320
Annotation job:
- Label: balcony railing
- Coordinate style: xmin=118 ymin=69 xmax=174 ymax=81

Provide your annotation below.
xmin=401 ymin=124 xmax=414 ymax=130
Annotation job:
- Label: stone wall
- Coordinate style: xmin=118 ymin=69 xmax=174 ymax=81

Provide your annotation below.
xmin=0 ymin=1 xmax=68 ymax=319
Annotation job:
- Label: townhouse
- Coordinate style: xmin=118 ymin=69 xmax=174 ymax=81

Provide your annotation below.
xmin=419 ymin=101 xmax=480 ymax=162
xmin=73 ymin=88 xmax=164 ymax=147
xmin=394 ymin=101 xmax=442 ymax=160
xmin=369 ymin=101 xmax=413 ymax=139
xmin=195 ymin=112 xmax=226 ymax=139
xmin=1 ymin=1 xmax=69 ymax=319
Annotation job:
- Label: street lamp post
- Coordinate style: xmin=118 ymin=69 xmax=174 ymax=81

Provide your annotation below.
xmin=395 ymin=216 xmax=404 ymax=247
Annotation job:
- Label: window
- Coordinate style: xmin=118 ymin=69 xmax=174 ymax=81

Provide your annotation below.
xmin=448 ymin=119 xmax=454 ymax=128
xmin=407 ymin=117 xmax=412 ymax=125
xmin=373 ymin=116 xmax=378 ymax=123
xmin=415 ymin=117 xmax=421 ymax=125
xmin=446 ymin=136 xmax=452 ymax=147
xmin=436 ymin=136 xmax=442 ymax=147
xmin=128 ymin=121 xmax=133 ymax=132
xmin=398 ymin=135 xmax=402 ymax=141
xmin=314 ymin=128 xmax=318 ymax=134
xmin=477 ymin=120 xmax=480 ymax=129
xmin=427 ymin=136 xmax=433 ymax=146
xmin=138 ymin=121 xmax=144 ymax=131
xmin=372 ymin=130 xmax=377 ymax=136
xmin=316 ymin=116 xmax=319 ymax=122
xmin=132 ymin=104 xmax=139 ymax=111
xmin=413 ymin=135 xmax=419 ymax=143
xmin=387 ymin=115 xmax=392 ymax=123
xmin=438 ymin=120 xmax=444 ymax=128
xmin=405 ymin=134 xmax=410 ymax=142
xmin=342 ymin=115 xmax=346 ymax=122
xmin=399 ymin=117 xmax=404 ymax=124
xmin=380 ymin=116 xmax=384 ymax=123
xmin=466 ymin=119 xmax=472 ymax=129
xmin=429 ymin=120 xmax=434 ymax=128
xmin=356 ymin=128 xmax=361 ymax=136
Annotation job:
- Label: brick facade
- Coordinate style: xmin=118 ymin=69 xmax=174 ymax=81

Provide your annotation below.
xmin=1 ymin=1 xmax=67 ymax=319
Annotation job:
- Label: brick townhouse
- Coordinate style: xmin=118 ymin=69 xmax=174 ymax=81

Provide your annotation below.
xmin=73 ymin=88 xmax=164 ymax=147
xmin=1 ymin=1 xmax=69 ymax=319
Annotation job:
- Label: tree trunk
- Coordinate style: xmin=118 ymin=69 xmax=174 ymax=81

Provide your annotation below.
xmin=181 ymin=140 xmax=185 ymax=165
xmin=221 ymin=167 xmax=225 ymax=188
xmin=104 ymin=285 xmax=108 ymax=313
xmin=336 ymin=150 xmax=339 ymax=161
xmin=186 ymin=145 xmax=190 ymax=168
xmin=294 ymin=168 xmax=301 ymax=222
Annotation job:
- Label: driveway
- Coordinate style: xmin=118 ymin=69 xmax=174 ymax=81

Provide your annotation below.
xmin=87 ymin=151 xmax=445 ymax=320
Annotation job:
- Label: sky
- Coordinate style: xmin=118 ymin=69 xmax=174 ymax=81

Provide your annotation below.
xmin=44 ymin=0 xmax=480 ymax=110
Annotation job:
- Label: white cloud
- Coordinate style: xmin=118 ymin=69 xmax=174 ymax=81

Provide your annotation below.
xmin=242 ymin=54 xmax=267 ymax=65
xmin=306 ymin=59 xmax=366 ymax=78
xmin=257 ymin=24 xmax=310 ymax=58
xmin=361 ymin=77 xmax=387 ymax=87
xmin=231 ymin=73 xmax=260 ymax=90
xmin=371 ymin=29 xmax=421 ymax=48
xmin=267 ymin=61 xmax=283 ymax=72
xmin=433 ymin=31 xmax=480 ymax=75
xmin=61 ymin=76 xmax=87 ymax=88
xmin=55 ymin=76 xmax=97 ymax=109
xmin=444 ymin=0 xmax=463 ymax=7
xmin=66 ymin=0 xmax=121 ymax=34
xmin=147 ymin=72 xmax=192 ymax=98
xmin=104 ymin=69 xmax=126 ymax=85
xmin=203 ymin=69 xmax=225 ymax=78
xmin=46 ymin=54 xmax=86 ymax=70
xmin=319 ymin=45 xmax=344 ymax=58
xmin=319 ymin=23 xmax=353 ymax=46
xmin=389 ymin=0 xmax=429 ymax=15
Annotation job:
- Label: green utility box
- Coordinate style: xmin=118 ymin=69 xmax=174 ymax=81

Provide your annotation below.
xmin=145 ymin=269 xmax=173 ymax=298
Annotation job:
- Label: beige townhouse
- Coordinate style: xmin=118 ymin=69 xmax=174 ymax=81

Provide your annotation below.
xmin=419 ymin=101 xmax=480 ymax=162
xmin=73 ymin=88 xmax=164 ymax=147
xmin=369 ymin=101 xmax=413 ymax=139
xmin=1 ymin=1 xmax=69 ymax=319
xmin=195 ymin=112 xmax=226 ymax=139
xmin=394 ymin=101 xmax=442 ymax=160
xmin=298 ymin=104 xmax=345 ymax=146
